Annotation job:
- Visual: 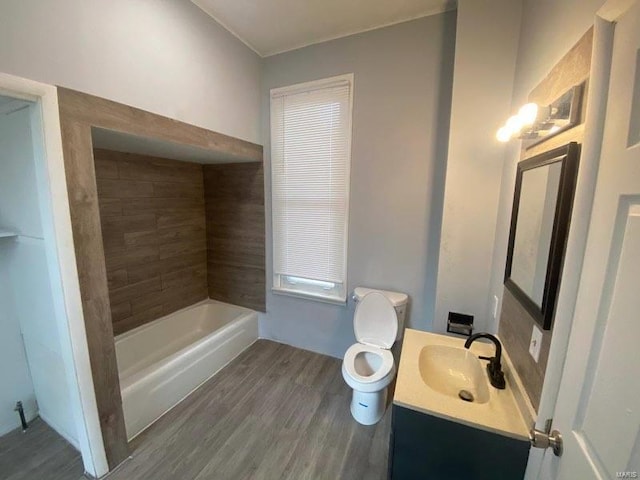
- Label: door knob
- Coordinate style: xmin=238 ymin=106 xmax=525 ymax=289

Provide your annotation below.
xmin=529 ymin=426 xmax=563 ymax=457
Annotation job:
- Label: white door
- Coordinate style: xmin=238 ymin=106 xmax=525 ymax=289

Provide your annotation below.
xmin=535 ymin=2 xmax=640 ymax=478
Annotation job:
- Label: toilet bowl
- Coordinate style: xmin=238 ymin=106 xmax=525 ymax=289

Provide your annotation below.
xmin=342 ymin=291 xmax=399 ymax=425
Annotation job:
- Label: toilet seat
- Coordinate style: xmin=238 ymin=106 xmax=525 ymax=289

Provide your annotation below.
xmin=343 ymin=343 xmax=394 ymax=387
xmin=342 ymin=292 xmax=398 ymax=393
xmin=353 ymin=292 xmax=398 ymax=348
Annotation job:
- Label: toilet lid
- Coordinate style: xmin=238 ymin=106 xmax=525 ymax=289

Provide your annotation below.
xmin=354 ymin=292 xmax=398 ymax=349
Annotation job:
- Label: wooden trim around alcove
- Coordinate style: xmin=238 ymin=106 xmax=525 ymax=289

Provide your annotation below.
xmin=57 ymin=88 xmax=263 ymax=470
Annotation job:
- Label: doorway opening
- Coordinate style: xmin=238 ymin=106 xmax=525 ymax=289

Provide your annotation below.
xmin=0 ymin=94 xmax=83 ymax=479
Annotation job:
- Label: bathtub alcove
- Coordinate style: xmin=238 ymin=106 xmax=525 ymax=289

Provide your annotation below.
xmin=59 ymin=88 xmax=265 ymax=470
xmin=91 ymin=125 xmax=266 ymax=441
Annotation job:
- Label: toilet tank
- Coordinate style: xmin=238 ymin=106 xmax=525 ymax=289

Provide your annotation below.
xmin=353 ymin=287 xmax=408 ymax=341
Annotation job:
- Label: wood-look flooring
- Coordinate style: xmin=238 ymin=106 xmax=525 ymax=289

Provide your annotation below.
xmin=0 ymin=417 xmax=84 ymax=480
xmin=0 ymin=341 xmax=390 ymax=480
xmin=107 ymin=340 xmax=391 ymax=480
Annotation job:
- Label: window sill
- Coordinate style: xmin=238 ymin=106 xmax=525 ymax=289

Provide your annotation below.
xmin=272 ymin=287 xmax=347 ymax=306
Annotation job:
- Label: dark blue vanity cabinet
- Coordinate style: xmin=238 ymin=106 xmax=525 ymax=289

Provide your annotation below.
xmin=388 ymin=405 xmax=530 ymax=480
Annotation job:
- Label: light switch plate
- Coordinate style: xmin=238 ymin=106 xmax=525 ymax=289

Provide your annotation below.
xmin=529 ymin=324 xmax=543 ymax=362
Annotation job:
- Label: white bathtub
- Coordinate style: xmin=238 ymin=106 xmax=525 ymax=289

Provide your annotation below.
xmin=115 ymin=299 xmax=258 ymax=439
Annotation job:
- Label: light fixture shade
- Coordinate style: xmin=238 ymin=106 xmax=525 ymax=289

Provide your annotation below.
xmin=496 ymin=126 xmax=511 ymax=142
xmin=506 ymin=115 xmax=523 ymax=135
xmin=518 ymin=103 xmax=539 ymax=126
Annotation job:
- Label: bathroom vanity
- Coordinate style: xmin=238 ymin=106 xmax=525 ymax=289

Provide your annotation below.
xmin=389 ymin=329 xmax=532 ymax=479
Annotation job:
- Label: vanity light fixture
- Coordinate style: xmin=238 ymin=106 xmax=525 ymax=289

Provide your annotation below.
xmin=496 ymin=83 xmax=584 ymax=146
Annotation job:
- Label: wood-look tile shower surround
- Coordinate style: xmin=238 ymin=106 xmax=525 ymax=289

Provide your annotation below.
xmin=498 ymin=28 xmax=593 ymax=411
xmin=95 ymin=149 xmax=209 ymax=335
xmin=204 ymin=163 xmax=266 ymax=312
xmin=59 ymin=88 xmax=263 ymax=470
xmin=95 ymin=150 xmax=267 ymax=335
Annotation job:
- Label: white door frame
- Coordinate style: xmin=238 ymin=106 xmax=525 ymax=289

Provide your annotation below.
xmin=0 ymin=72 xmax=109 ymax=477
xmin=524 ymin=0 xmax=636 ymax=478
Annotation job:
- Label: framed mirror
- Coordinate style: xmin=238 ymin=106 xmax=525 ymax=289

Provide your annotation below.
xmin=504 ymin=142 xmax=580 ymax=330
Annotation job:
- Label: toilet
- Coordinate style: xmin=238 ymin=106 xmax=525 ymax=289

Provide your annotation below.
xmin=342 ymin=288 xmax=408 ymax=425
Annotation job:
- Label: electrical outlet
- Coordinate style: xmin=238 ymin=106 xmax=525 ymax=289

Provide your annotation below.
xmin=529 ymin=324 xmax=543 ymax=362
xmin=492 ymin=295 xmax=499 ymax=320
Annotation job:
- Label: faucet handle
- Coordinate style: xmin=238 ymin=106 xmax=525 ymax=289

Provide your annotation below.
xmin=487 ymin=365 xmax=506 ymax=389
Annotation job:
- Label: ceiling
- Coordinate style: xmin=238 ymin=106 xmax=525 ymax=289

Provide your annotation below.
xmin=191 ymin=0 xmax=455 ymax=57
xmin=91 ymin=128 xmax=253 ymax=165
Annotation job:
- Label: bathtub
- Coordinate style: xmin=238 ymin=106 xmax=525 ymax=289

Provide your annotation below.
xmin=115 ymin=299 xmax=258 ymax=439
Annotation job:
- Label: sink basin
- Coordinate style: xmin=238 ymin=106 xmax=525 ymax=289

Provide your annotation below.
xmin=394 ymin=329 xmax=532 ymax=441
xmin=418 ymin=344 xmax=490 ymax=404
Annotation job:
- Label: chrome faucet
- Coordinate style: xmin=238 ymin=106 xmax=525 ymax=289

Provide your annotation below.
xmin=464 ymin=333 xmax=506 ymax=390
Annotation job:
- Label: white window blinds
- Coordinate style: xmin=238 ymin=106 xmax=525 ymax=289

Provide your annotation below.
xmin=270 ymin=75 xmax=353 ymax=302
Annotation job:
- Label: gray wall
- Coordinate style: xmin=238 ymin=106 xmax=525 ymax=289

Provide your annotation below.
xmin=488 ymin=0 xmax=606 ymax=333
xmin=0 ymin=0 xmax=262 ymax=143
xmin=435 ymin=0 xmax=522 ymax=335
xmin=260 ymin=14 xmax=457 ymax=358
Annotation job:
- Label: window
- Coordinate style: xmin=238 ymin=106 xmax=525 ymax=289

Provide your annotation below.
xmin=270 ymin=74 xmax=353 ymax=304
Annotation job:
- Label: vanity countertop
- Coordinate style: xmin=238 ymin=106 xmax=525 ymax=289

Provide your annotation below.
xmin=393 ymin=329 xmax=533 ymax=441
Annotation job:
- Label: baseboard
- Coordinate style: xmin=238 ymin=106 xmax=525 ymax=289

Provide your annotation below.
xmin=257 ymin=335 xmax=343 ymax=359
xmin=38 ymin=412 xmax=80 ymax=450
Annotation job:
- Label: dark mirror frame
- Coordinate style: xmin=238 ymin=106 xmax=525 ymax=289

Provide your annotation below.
xmin=504 ymin=142 xmax=580 ymax=330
